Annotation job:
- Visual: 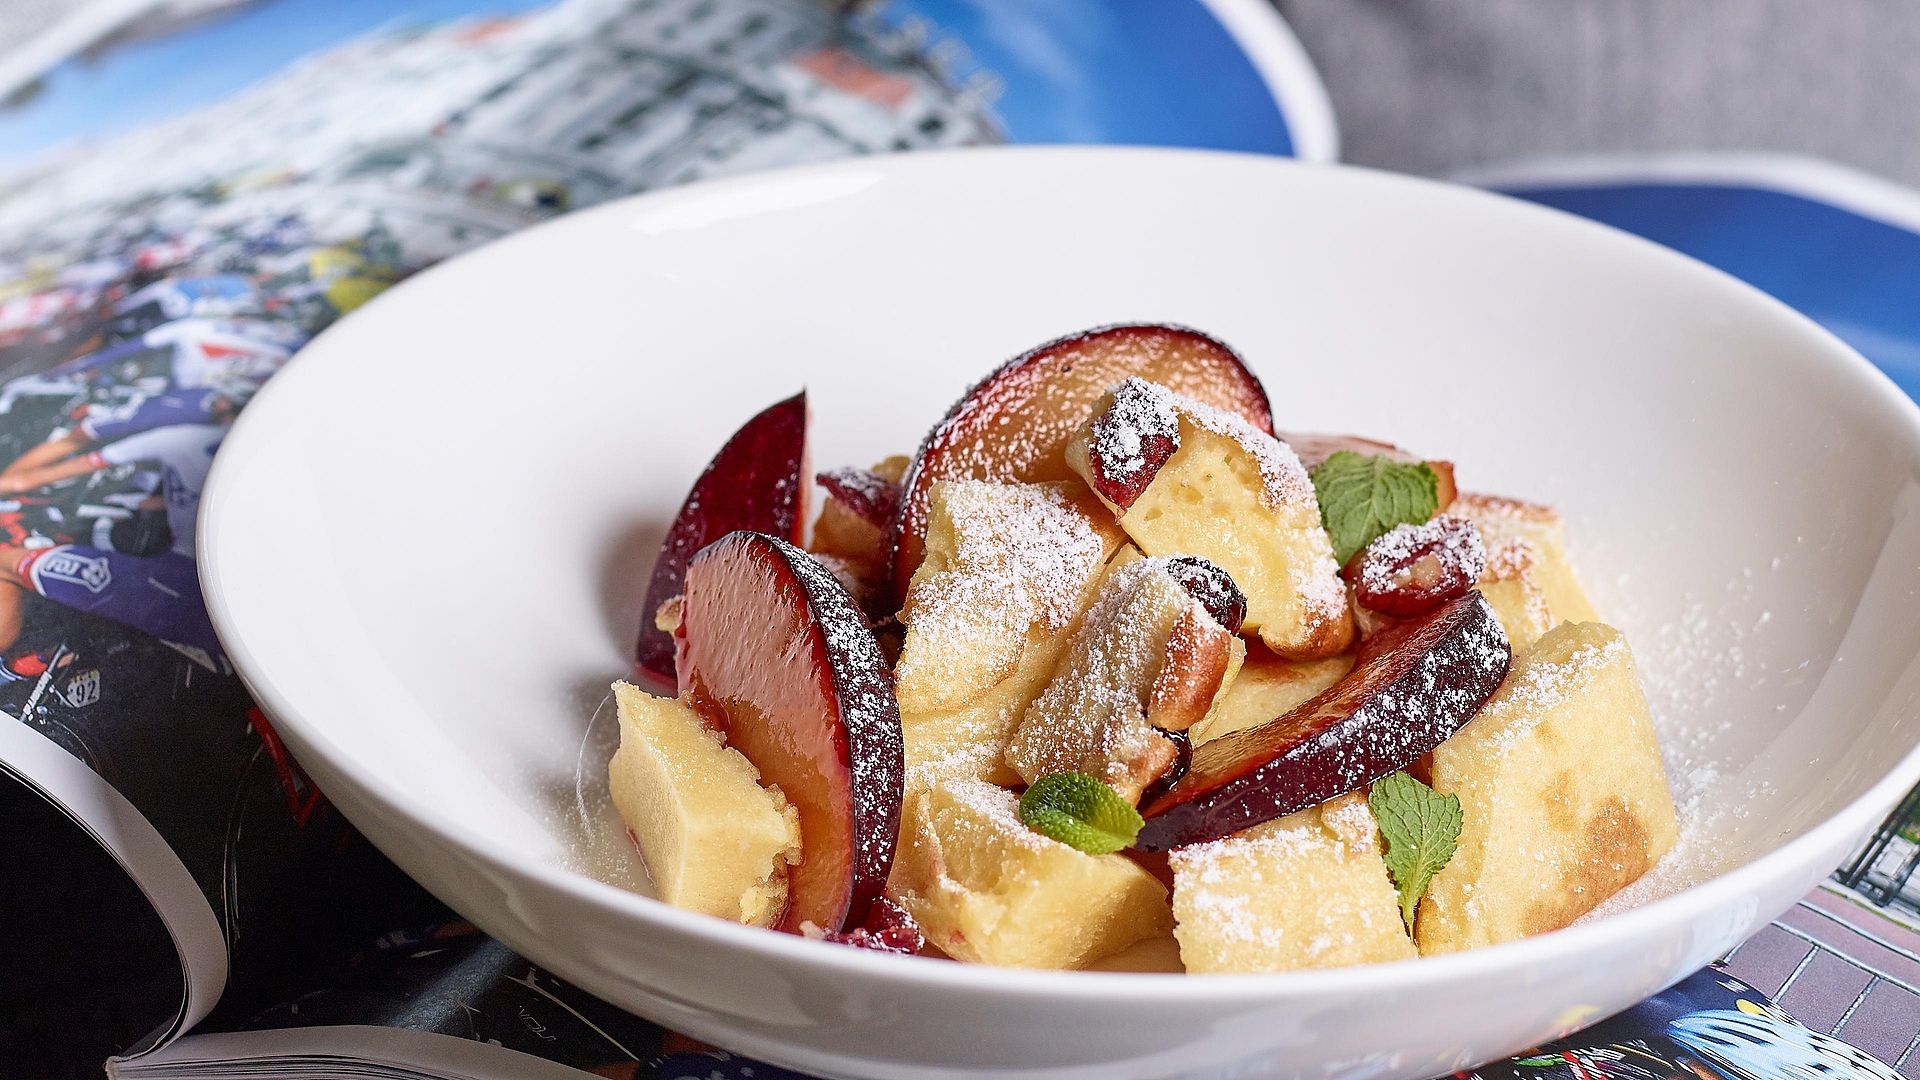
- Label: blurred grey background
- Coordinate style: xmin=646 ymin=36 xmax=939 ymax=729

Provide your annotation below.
xmin=1271 ymin=0 xmax=1920 ymax=183
xmin=0 ymin=0 xmax=69 ymax=45
xmin=1 ymin=0 xmax=1915 ymax=182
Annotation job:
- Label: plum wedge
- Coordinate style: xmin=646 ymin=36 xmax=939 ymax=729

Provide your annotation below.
xmin=1135 ymin=591 xmax=1510 ymax=851
xmin=889 ymin=325 xmax=1272 ymax=597
xmin=676 ymin=530 xmax=903 ymax=932
xmin=635 ymin=392 xmax=808 ymax=693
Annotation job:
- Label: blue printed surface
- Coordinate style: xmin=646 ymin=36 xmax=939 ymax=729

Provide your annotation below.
xmin=871 ymin=0 xmax=1294 ymax=154
xmin=1503 ymin=183 xmax=1920 ymax=402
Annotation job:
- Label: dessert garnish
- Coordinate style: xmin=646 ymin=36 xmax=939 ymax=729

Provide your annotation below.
xmin=608 ymin=323 xmax=1679 ymax=974
xmin=1309 ymin=449 xmax=1441 ymax=565
xmin=1349 ymin=514 xmax=1488 ymax=617
xmin=1369 ymin=769 xmax=1463 ymax=928
xmin=1016 ymin=771 xmax=1144 ymax=855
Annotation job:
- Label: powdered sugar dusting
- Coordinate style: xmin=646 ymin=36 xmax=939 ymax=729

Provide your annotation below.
xmin=1169 ymin=796 xmax=1404 ymax=966
xmin=936 ymin=775 xmax=1057 ymax=855
xmin=896 ymin=481 xmax=1114 ymax=705
xmin=1482 ymin=536 xmax=1541 ymax=580
xmin=1094 ymin=377 xmax=1314 ymax=511
xmin=1089 ymin=378 xmax=1180 ymax=502
xmin=779 ymin=535 xmax=905 ymax=899
xmin=1480 ymin=634 xmax=1630 ymax=756
xmin=1006 ymin=557 xmax=1191 ymax=794
xmin=922 ymin=482 xmax=1111 ymax=630
xmin=1360 ymin=517 xmax=1487 ymax=595
xmin=1290 ymin=544 xmax=1352 ymax=642
xmin=1354 ymin=515 xmax=1489 ymax=617
xmin=817 ymin=466 xmax=901 ymax=525
xmin=1181 ymin=394 xmax=1315 ymax=510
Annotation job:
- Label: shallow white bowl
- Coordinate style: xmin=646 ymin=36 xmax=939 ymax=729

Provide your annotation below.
xmin=200 ymin=147 xmax=1920 ymax=1079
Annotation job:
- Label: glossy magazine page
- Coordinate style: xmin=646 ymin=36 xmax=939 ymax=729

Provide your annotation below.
xmin=0 ymin=1 xmax=1332 ymax=1076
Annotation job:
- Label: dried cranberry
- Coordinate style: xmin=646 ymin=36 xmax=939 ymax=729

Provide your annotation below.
xmin=1349 ymin=515 xmax=1486 ymax=618
xmin=1086 ymin=378 xmax=1180 ymax=509
xmin=1165 ymin=555 xmax=1246 ymax=633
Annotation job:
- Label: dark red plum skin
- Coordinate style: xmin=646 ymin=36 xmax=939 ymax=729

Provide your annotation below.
xmin=1135 ymin=591 xmax=1510 ymax=851
xmin=888 ymin=324 xmax=1273 ymax=599
xmin=817 ymin=466 xmax=901 ymax=531
xmin=633 ymin=392 xmax=807 ymax=693
xmin=677 ymin=531 xmax=903 ymax=933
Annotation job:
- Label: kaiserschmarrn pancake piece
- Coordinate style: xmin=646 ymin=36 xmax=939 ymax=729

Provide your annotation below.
xmin=1066 ymin=379 xmax=1352 ymax=659
xmin=1171 ymin=792 xmax=1416 ymax=973
xmin=1005 ymin=556 xmax=1239 ymax=803
xmin=893 ymin=480 xmax=1125 ymax=783
xmin=1417 ymin=621 xmax=1678 ymax=953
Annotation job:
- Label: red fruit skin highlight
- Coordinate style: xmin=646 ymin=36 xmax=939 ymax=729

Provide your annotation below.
xmin=1136 ymin=591 xmax=1509 ymax=852
xmin=889 ymin=324 xmax=1273 ymax=598
xmin=635 ymin=392 xmax=808 ymax=692
xmin=677 ymin=531 xmax=903 ymax=933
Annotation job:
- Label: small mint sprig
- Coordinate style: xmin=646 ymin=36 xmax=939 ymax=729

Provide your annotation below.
xmin=1370 ymin=770 xmax=1463 ymax=929
xmin=1309 ymin=451 xmax=1440 ymax=565
xmin=1017 ymin=772 xmax=1143 ymax=855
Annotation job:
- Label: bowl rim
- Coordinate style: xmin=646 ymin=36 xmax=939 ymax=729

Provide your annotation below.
xmin=200 ymin=143 xmax=1920 ymax=1002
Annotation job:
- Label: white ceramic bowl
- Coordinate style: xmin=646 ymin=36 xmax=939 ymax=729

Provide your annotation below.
xmin=200 ymin=147 xmax=1920 ymax=1080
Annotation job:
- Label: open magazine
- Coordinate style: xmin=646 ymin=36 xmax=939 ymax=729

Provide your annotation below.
xmin=0 ymin=1 xmax=1337 ymax=1077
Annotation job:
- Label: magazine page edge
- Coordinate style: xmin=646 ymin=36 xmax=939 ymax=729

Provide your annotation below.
xmin=110 ymin=1024 xmax=606 ymax=1080
xmin=0 ymin=717 xmax=227 ymax=1054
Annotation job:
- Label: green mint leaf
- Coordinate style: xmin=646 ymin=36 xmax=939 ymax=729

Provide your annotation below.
xmin=1309 ymin=451 xmax=1440 ymax=565
xmin=1018 ymin=772 xmax=1144 ymax=855
xmin=1369 ymin=770 xmax=1463 ymax=929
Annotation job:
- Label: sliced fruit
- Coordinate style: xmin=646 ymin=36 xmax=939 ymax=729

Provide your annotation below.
xmin=806 ymin=896 xmax=924 ymax=955
xmin=1170 ymin=792 xmax=1415 ymax=973
xmin=892 ymin=481 xmax=1124 ymax=783
xmin=676 ymin=531 xmax=903 ymax=933
xmin=1189 ymin=650 xmax=1354 ymax=746
xmin=1449 ymin=492 xmax=1599 ymax=624
xmin=886 ymin=775 xmax=1174 ymax=968
xmin=1005 ymin=557 xmax=1235 ymax=803
xmin=1348 ymin=515 xmax=1487 ymax=618
xmin=811 ymin=460 xmax=906 ymax=576
xmin=636 ymin=392 xmax=809 ymax=693
xmin=819 ymin=462 xmax=905 ymax=530
xmin=1283 ymin=431 xmax=1456 ymax=512
xmin=1417 ymin=621 xmax=1678 ymax=954
xmin=1068 ymin=379 xmax=1351 ymax=659
xmin=606 ymin=682 xmax=800 ymax=926
xmin=890 ymin=325 xmax=1272 ymax=597
xmin=1135 ymin=591 xmax=1511 ymax=851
